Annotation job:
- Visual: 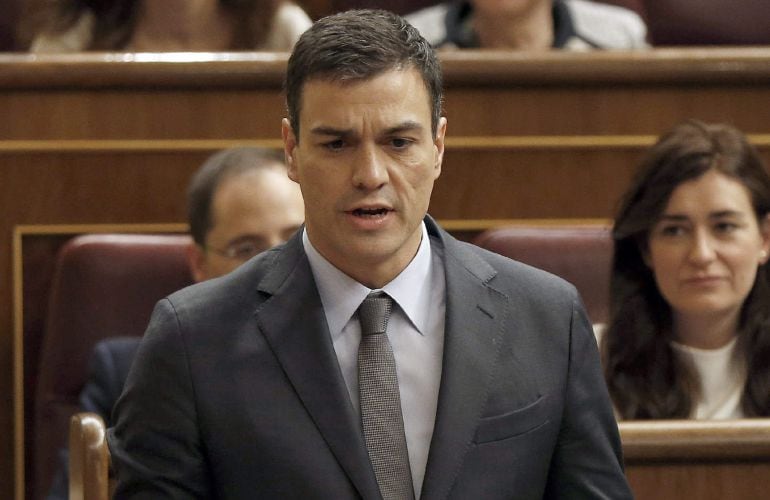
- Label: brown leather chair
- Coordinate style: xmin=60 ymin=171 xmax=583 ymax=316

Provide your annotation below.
xmin=473 ymin=224 xmax=612 ymax=325
xmin=69 ymin=412 xmax=110 ymax=500
xmin=34 ymin=234 xmax=194 ymax=500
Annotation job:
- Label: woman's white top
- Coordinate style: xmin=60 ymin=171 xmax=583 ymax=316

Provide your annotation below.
xmin=671 ymin=337 xmax=746 ymax=419
xmin=594 ymin=324 xmax=746 ymax=419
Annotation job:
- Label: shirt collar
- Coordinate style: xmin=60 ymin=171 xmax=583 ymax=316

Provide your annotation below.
xmin=303 ymin=222 xmax=434 ymax=339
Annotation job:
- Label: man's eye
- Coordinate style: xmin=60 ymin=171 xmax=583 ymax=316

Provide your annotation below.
xmin=325 ymin=139 xmax=345 ymax=151
xmin=391 ymin=138 xmax=412 ymax=149
xmin=229 ymin=242 xmax=266 ymax=260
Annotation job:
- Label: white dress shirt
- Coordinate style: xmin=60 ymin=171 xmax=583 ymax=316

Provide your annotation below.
xmin=303 ymin=223 xmax=446 ymax=498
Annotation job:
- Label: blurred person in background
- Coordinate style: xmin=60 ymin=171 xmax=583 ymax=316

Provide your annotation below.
xmin=406 ymin=0 xmax=647 ymax=50
xmin=29 ymin=0 xmax=311 ymax=52
xmin=601 ymin=120 xmax=770 ymax=420
xmin=46 ymin=146 xmax=304 ymax=499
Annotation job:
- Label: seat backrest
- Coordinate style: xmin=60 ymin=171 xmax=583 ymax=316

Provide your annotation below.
xmin=0 ymin=0 xmax=21 ymax=50
xmin=644 ymin=0 xmax=770 ymax=45
xmin=473 ymin=224 xmax=612 ymax=325
xmin=69 ymin=412 xmax=110 ymax=500
xmin=34 ymin=234 xmax=193 ymax=500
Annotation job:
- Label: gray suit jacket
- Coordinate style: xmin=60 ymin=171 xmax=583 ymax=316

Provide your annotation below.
xmin=108 ymin=217 xmax=631 ymax=499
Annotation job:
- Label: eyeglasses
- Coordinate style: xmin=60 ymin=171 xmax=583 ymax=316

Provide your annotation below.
xmin=206 ymin=238 xmax=269 ymax=262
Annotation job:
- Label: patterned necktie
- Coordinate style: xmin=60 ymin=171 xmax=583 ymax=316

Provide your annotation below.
xmin=358 ymin=291 xmax=415 ymax=500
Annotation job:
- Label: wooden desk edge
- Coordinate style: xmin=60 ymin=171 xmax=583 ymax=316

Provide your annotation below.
xmin=620 ymin=419 xmax=770 ymax=462
xmin=3 ymin=48 xmax=770 ymax=88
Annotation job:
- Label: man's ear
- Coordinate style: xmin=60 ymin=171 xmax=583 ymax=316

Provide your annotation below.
xmin=433 ymin=117 xmax=447 ymax=180
xmin=282 ymin=118 xmax=299 ymax=182
xmin=186 ymin=242 xmax=208 ymax=283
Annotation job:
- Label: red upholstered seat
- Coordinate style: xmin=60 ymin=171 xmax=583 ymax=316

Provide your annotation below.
xmin=0 ymin=0 xmax=21 ymax=50
xmin=34 ymin=234 xmax=193 ymax=499
xmin=644 ymin=0 xmax=770 ymax=45
xmin=473 ymin=225 xmax=612 ymax=325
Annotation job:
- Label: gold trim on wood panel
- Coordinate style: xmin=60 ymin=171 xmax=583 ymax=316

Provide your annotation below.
xmin=2 ymin=135 xmax=770 ymax=153
xmin=14 ymin=223 xmax=189 ymax=235
xmin=0 ymin=139 xmax=284 ymax=152
xmin=447 ymin=135 xmax=770 ymax=149
xmin=447 ymin=136 xmax=656 ymax=149
xmin=14 ymin=219 xmax=608 ymax=237
xmin=439 ymin=218 xmax=610 ymax=230
xmin=12 ymin=227 xmax=24 ymax=500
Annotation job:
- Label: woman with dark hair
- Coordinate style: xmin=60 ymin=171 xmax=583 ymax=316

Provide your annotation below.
xmin=602 ymin=120 xmax=770 ymax=419
xmin=29 ymin=0 xmax=311 ymax=52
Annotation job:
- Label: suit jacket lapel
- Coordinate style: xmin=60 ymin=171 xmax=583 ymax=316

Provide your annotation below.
xmin=254 ymin=233 xmax=380 ymax=499
xmin=421 ymin=220 xmax=509 ymax=500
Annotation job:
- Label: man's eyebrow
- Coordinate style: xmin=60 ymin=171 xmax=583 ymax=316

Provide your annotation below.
xmin=309 ymin=121 xmax=425 ymax=138
xmin=309 ymin=125 xmax=353 ymax=137
xmin=383 ymin=120 xmax=424 ymax=135
xmin=226 ymin=234 xmax=268 ymax=246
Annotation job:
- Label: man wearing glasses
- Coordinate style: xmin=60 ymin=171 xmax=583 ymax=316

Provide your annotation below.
xmin=186 ymin=147 xmax=305 ymax=281
xmin=45 ymin=146 xmax=304 ymax=500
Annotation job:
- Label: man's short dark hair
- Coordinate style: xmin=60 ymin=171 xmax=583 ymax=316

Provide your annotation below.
xmin=187 ymin=147 xmax=286 ymax=246
xmin=285 ymin=9 xmax=443 ymax=141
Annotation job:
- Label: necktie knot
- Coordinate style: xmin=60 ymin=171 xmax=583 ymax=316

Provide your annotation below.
xmin=359 ymin=291 xmax=392 ymax=337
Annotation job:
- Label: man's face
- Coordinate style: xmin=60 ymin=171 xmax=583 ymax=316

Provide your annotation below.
xmin=283 ymin=68 xmax=446 ymax=288
xmin=191 ymin=166 xmax=305 ymax=281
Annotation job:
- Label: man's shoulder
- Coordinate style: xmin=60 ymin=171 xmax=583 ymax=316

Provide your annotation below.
xmin=446 ymin=235 xmax=580 ymax=302
xmin=566 ymin=0 xmax=648 ymax=48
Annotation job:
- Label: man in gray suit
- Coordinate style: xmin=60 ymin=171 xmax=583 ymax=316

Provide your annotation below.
xmin=108 ymin=9 xmax=631 ymax=499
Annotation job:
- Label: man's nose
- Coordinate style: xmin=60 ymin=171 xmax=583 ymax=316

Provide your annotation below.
xmin=352 ymin=145 xmax=388 ymax=190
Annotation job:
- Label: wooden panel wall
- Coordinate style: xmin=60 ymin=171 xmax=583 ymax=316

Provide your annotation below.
xmin=3 ymin=48 xmax=770 ymax=499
